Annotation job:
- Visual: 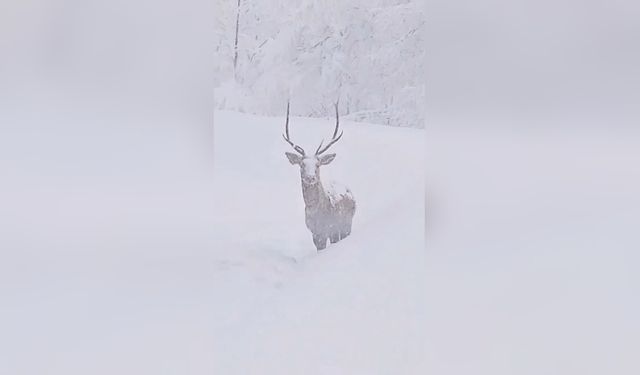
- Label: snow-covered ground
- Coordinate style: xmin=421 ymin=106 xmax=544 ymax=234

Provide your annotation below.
xmin=211 ymin=110 xmax=426 ymax=373
xmin=3 ymin=109 xmax=638 ymax=374
xmin=1 ymin=109 xmax=426 ymax=374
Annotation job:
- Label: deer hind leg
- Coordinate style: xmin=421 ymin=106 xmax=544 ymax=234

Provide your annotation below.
xmin=340 ymin=222 xmax=352 ymax=239
xmin=330 ymin=232 xmax=340 ymax=244
xmin=313 ymin=234 xmax=327 ymax=251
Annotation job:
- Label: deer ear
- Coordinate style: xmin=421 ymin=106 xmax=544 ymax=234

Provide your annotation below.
xmin=285 ymin=152 xmax=302 ymax=165
xmin=318 ymin=153 xmax=336 ymax=165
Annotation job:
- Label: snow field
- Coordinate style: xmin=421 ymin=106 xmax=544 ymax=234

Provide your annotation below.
xmin=211 ymin=110 xmax=426 ymax=373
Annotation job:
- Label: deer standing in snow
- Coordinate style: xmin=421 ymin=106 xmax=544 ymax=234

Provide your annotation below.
xmin=283 ymin=102 xmax=356 ymax=251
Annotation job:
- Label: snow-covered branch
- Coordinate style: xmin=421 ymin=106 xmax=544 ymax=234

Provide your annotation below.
xmin=214 ymin=0 xmax=425 ymax=128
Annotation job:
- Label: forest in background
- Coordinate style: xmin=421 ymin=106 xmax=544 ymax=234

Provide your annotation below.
xmin=214 ymin=0 xmax=425 ymax=128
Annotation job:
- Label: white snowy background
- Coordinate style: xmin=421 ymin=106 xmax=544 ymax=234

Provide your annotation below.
xmin=1 ymin=0 xmax=427 ymax=374
xmin=210 ymin=1 xmax=427 ymax=371
xmin=1 ymin=0 xmax=639 ymax=374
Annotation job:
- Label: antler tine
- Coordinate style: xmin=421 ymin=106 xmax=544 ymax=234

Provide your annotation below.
xmin=332 ymin=100 xmax=339 ymax=138
xmin=282 ymin=101 xmax=305 ymax=156
xmin=314 ymin=139 xmax=324 ymax=155
xmin=284 ymin=101 xmax=290 ymax=138
xmin=315 ymin=131 xmax=343 ymax=155
xmin=315 ymin=101 xmax=343 ymax=155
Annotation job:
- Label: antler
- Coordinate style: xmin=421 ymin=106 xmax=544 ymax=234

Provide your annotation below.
xmin=282 ymin=101 xmax=306 ymax=156
xmin=315 ymin=101 xmax=343 ymax=155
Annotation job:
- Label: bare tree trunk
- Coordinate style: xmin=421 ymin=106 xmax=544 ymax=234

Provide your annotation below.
xmin=233 ymin=0 xmax=241 ymax=80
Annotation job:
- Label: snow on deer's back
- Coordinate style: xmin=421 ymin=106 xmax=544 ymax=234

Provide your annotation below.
xmin=326 ymin=180 xmax=354 ymax=207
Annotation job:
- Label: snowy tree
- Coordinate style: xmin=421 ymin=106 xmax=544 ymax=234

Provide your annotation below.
xmin=214 ymin=0 xmax=425 ymax=128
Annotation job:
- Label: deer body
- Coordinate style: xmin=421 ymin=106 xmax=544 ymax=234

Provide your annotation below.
xmin=301 ymin=175 xmax=355 ymax=250
xmin=283 ymin=102 xmax=356 ymax=251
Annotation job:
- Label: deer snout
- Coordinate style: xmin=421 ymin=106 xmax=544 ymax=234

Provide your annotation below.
xmin=302 ymin=175 xmax=318 ymax=185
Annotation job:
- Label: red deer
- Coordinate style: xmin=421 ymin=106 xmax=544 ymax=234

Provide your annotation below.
xmin=283 ymin=102 xmax=356 ymax=251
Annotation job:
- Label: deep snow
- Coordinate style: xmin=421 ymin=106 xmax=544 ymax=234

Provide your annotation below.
xmin=0 ymin=108 xmax=425 ymax=374
xmin=4 ymin=108 xmax=637 ymax=375
xmin=211 ymin=110 xmax=426 ymax=373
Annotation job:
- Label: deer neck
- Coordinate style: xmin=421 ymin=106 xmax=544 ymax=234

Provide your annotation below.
xmin=301 ymin=179 xmax=328 ymax=211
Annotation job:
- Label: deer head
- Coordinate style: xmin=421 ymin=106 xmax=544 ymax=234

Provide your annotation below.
xmin=283 ymin=101 xmax=343 ymax=185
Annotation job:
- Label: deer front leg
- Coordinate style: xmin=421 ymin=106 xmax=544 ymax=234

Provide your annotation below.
xmin=313 ymin=234 xmax=327 ymax=251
